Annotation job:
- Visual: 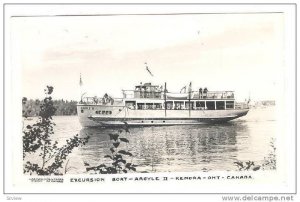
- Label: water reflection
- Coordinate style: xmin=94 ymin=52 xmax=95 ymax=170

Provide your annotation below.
xmin=78 ymin=122 xmax=249 ymax=173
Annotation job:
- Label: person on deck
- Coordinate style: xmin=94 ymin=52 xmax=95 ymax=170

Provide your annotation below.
xmin=199 ymin=88 xmax=203 ymax=99
xmin=203 ymin=88 xmax=208 ymax=98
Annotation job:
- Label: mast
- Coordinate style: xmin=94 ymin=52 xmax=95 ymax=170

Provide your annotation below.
xmin=164 ymin=82 xmax=167 ymax=117
xmin=79 ymin=73 xmax=83 ymax=103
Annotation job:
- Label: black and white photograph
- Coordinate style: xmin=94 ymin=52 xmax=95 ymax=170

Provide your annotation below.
xmin=2 ymin=2 xmax=297 ymax=199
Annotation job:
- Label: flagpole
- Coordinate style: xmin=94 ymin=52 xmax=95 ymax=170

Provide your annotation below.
xmin=79 ymin=73 xmax=83 ymax=102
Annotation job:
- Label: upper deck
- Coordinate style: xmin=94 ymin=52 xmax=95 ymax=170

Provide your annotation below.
xmin=78 ymin=82 xmax=237 ymax=111
xmin=122 ymin=82 xmax=235 ymax=100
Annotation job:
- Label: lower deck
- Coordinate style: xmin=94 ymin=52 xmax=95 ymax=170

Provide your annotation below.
xmin=77 ymin=104 xmax=249 ymax=127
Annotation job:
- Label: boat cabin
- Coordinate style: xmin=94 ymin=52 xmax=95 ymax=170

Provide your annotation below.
xmin=122 ymin=83 xmax=236 ymax=111
xmin=123 ymin=83 xmax=162 ymax=99
xmin=124 ymin=100 xmax=235 ymax=110
xmin=79 ymin=82 xmax=239 ymax=111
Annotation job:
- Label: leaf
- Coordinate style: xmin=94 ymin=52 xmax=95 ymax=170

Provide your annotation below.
xmin=119 ymin=138 xmax=129 ymax=143
xmin=115 ymin=154 xmax=123 ymax=160
xmin=86 ymin=167 xmax=94 ymax=172
xmin=118 ymin=150 xmax=132 ymax=156
xmin=113 ymin=142 xmax=120 ymax=148
xmin=117 ymin=159 xmax=126 ymax=164
xmin=252 ymin=165 xmax=261 ymax=171
xmin=129 ymin=167 xmax=136 ymax=171
xmin=108 ymin=133 xmax=119 ymax=141
xmin=96 ymin=164 xmax=106 ymax=169
xmin=118 ymin=150 xmax=127 ymax=155
xmin=125 ymin=163 xmax=132 ymax=169
xmin=104 ymin=155 xmax=112 ymax=159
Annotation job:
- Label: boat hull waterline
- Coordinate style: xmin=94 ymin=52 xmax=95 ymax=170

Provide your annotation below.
xmin=78 ymin=108 xmax=249 ymax=127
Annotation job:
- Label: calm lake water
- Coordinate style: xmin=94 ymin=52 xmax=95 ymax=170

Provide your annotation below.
xmin=25 ymin=107 xmax=276 ymax=174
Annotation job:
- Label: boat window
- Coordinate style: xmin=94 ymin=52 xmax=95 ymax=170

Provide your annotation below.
xmin=166 ymin=101 xmax=173 ymax=110
xmin=154 ymin=103 xmax=162 ymax=109
xmin=137 ymin=103 xmax=145 ymax=110
xmin=146 ymin=103 xmax=153 ymax=109
xmin=206 ymin=101 xmax=215 ymax=110
xmin=226 ymin=101 xmax=234 ymax=109
xmin=196 ymin=101 xmax=205 ymax=109
xmin=216 ymin=101 xmax=225 ymax=110
xmin=185 ymin=101 xmax=194 ymax=110
xmin=174 ymin=101 xmax=184 ymax=110
xmin=125 ymin=101 xmax=136 ymax=109
xmin=102 ymin=111 xmax=105 ymax=114
xmin=81 ymin=110 xmax=84 ymax=113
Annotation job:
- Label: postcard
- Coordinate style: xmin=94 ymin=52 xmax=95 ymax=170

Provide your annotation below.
xmin=2 ymin=3 xmax=297 ymax=200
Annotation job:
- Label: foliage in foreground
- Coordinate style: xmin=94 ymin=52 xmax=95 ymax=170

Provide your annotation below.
xmin=23 ymin=86 xmax=89 ymax=175
xmin=234 ymin=138 xmax=276 ymax=171
xmin=85 ymin=128 xmax=137 ymax=174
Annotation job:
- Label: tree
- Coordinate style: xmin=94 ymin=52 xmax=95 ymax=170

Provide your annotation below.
xmin=85 ymin=128 xmax=137 ymax=174
xmin=23 ymin=86 xmax=89 ymax=175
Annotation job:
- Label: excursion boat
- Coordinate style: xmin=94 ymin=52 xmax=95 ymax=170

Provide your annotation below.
xmin=77 ymin=82 xmax=249 ymax=127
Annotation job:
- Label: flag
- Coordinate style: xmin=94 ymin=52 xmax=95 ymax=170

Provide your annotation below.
xmin=247 ymin=97 xmax=251 ymax=105
xmin=145 ymin=62 xmax=154 ymax=77
xmin=180 ymin=86 xmax=186 ymax=93
xmin=79 ymin=73 xmax=83 ymax=86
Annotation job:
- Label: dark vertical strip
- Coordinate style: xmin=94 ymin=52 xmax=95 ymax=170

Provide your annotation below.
xmin=3 ymin=3 xmax=5 ymax=194
xmin=295 ymin=3 xmax=297 ymax=194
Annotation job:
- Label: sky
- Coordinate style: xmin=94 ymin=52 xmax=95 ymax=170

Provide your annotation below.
xmin=11 ymin=13 xmax=284 ymax=101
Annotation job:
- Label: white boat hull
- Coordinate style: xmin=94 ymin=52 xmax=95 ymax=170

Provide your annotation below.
xmin=77 ymin=105 xmax=249 ymax=127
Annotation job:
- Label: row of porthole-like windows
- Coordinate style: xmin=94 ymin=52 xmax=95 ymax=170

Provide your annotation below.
xmin=80 ymin=109 xmax=112 ymax=115
xmin=95 ymin=110 xmax=112 ymax=115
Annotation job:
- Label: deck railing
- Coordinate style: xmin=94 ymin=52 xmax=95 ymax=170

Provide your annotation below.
xmin=79 ymin=97 xmax=123 ymax=105
xmin=192 ymin=91 xmax=234 ymax=99
xmin=122 ymin=90 xmax=234 ymax=99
